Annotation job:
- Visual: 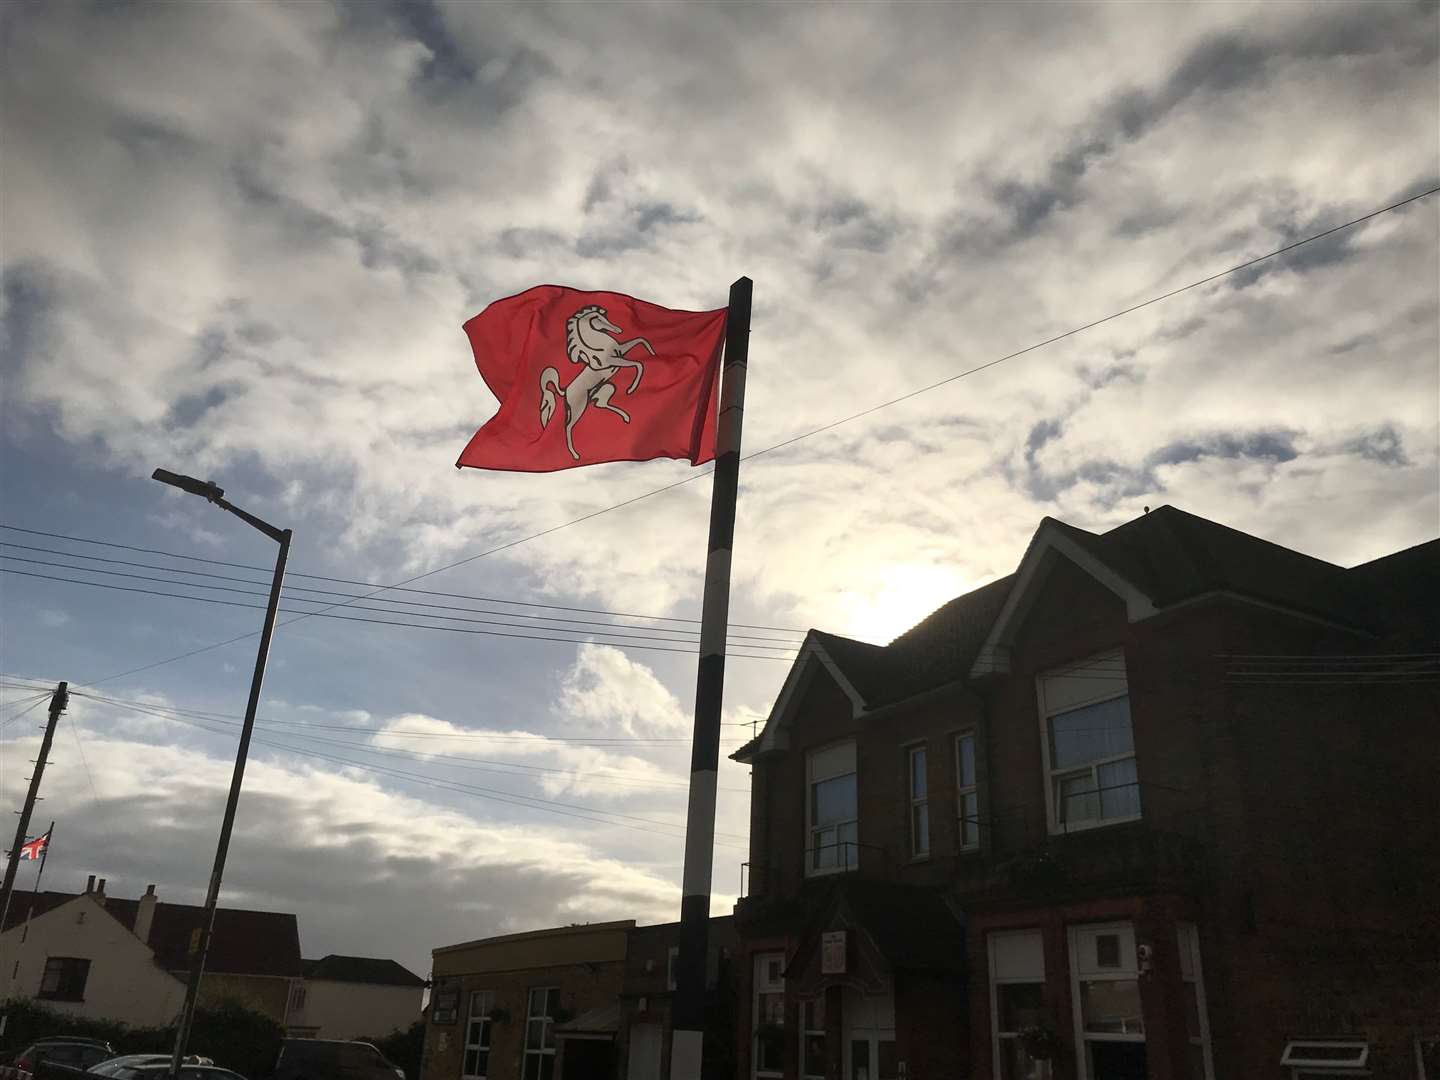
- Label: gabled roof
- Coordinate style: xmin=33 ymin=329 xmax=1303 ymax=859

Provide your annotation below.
xmin=1 ymin=889 xmax=301 ymax=978
xmin=733 ymin=506 xmax=1434 ymax=762
xmin=303 ymin=954 xmax=426 ymax=987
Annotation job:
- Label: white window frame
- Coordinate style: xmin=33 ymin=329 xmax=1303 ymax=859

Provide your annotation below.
xmin=806 ymin=740 xmax=858 ymax=876
xmin=1178 ymin=924 xmax=1214 ymax=1080
xmin=907 ymin=743 xmax=930 ymax=858
xmin=753 ymin=952 xmax=785 ymax=1080
xmin=1069 ymin=922 xmax=1144 ymax=1080
xmin=799 ymin=997 xmax=825 ymax=1080
xmin=1280 ymin=1040 xmax=1370 ymax=1075
xmin=956 ymin=730 xmax=980 ymax=852
xmin=988 ymin=929 xmax=1051 ymax=1080
xmin=1038 ymin=652 xmax=1141 ymax=835
xmin=523 ymin=986 xmax=558 ymax=1080
xmin=462 ymin=989 xmax=495 ymax=1080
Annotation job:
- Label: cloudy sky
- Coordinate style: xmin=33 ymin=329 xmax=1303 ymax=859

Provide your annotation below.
xmin=1 ymin=1 xmax=1436 ymax=992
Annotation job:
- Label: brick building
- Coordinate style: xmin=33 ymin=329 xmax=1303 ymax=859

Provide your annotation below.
xmin=731 ymin=506 xmax=1438 ymax=1080
xmin=421 ymin=917 xmax=736 ymax=1080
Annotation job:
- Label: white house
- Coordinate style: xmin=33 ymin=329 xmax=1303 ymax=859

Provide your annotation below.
xmin=0 ymin=880 xmax=184 ymax=1027
xmin=285 ymin=954 xmax=426 ymax=1040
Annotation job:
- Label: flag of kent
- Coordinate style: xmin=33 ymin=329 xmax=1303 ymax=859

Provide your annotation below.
xmin=456 ymin=286 xmax=728 ymax=472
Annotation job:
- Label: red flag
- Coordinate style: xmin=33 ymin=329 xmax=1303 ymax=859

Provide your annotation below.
xmin=457 ymin=286 xmax=728 ymax=472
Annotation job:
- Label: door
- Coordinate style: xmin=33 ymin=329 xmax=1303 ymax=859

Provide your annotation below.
xmin=843 ymin=989 xmax=897 ymax=1080
xmin=628 ymin=1023 xmax=663 ymax=1080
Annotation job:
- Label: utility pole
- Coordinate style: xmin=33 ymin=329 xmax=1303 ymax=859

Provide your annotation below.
xmin=0 ymin=682 xmax=67 ymax=931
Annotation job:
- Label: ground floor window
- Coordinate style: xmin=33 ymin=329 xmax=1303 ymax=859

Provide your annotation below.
xmin=988 ymin=931 xmax=1052 ymax=1080
xmin=523 ymin=986 xmax=558 ymax=1080
xmin=801 ymin=998 xmax=825 ymax=1080
xmin=754 ymin=953 xmax=785 ymax=1078
xmin=1069 ymin=923 xmax=1145 ymax=1080
xmin=464 ymin=989 xmax=494 ymax=1079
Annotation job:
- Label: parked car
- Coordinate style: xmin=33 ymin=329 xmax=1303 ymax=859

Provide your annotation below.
xmin=89 ymin=1058 xmax=213 ymax=1079
xmin=3 ymin=1039 xmax=114 ymax=1076
xmin=93 ymin=1067 xmax=240 ymax=1080
xmin=273 ymin=1040 xmax=403 ymax=1080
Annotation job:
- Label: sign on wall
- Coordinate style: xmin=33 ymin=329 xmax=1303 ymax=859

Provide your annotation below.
xmin=821 ymin=930 xmax=847 ymax=975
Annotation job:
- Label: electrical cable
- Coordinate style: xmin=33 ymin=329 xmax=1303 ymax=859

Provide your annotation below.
xmin=18 ymin=185 xmax=1438 ymax=689
xmin=0 ymin=567 xmax=797 ymax=662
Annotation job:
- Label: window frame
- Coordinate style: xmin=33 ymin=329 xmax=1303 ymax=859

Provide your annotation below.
xmin=955 ymin=730 xmax=980 ymax=852
xmin=753 ymin=952 xmax=786 ymax=1080
xmin=1068 ymin=922 xmax=1145 ymax=1080
xmin=37 ymin=955 xmax=91 ymax=1002
xmin=988 ymin=930 xmax=1051 ymax=1080
xmin=1178 ymin=923 xmax=1214 ymax=1080
xmin=1037 ymin=652 xmax=1141 ymax=836
xmin=805 ymin=740 xmax=858 ymax=877
xmin=906 ymin=742 xmax=930 ymax=859
xmin=463 ymin=989 xmax=495 ymax=1080
xmin=799 ymin=997 xmax=825 ymax=1080
xmin=522 ymin=986 xmax=558 ymax=1080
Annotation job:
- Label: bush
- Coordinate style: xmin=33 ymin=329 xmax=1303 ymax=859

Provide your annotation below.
xmin=0 ymin=996 xmax=282 ymax=1076
xmin=358 ymin=1021 xmax=424 ymax=1080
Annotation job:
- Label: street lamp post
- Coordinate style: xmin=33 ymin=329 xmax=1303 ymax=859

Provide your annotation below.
xmin=152 ymin=469 xmax=291 ymax=1078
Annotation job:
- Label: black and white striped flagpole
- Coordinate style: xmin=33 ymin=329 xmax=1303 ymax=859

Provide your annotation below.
xmin=670 ymin=276 xmax=751 ymax=1080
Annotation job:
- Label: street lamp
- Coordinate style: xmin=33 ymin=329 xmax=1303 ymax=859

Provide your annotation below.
xmin=151 ymin=468 xmax=291 ymax=1078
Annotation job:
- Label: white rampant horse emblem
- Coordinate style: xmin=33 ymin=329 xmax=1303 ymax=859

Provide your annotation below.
xmin=540 ymin=305 xmax=656 ymax=460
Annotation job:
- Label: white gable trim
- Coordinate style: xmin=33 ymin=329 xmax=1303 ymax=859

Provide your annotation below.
xmin=969 ymin=523 xmax=1157 ymax=679
xmin=733 ymin=635 xmax=867 ymax=761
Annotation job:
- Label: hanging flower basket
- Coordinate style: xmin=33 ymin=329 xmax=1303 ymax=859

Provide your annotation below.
xmin=1017 ymin=1024 xmax=1064 ymax=1061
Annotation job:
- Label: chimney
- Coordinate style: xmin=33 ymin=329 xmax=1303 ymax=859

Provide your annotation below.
xmin=134 ymin=884 xmax=158 ymax=945
xmin=85 ymin=875 xmax=96 ymax=894
xmin=96 ymin=878 xmax=106 ymax=896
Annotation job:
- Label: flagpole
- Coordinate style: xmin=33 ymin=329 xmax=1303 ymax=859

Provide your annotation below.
xmin=21 ymin=823 xmax=54 ymax=940
xmin=670 ymin=276 xmax=751 ymax=1080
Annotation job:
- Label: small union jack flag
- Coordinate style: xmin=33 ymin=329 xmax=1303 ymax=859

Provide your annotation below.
xmin=19 ymin=832 xmax=49 ymax=861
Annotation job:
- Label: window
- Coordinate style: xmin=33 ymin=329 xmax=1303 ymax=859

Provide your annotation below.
xmin=1178 ymin=924 xmax=1214 ymax=1080
xmin=956 ymin=731 xmax=979 ymax=851
xmin=1039 ymin=653 xmax=1140 ymax=833
xmin=523 ymin=987 xmax=558 ymax=1080
xmin=38 ymin=956 xmax=90 ymax=1001
xmin=753 ymin=952 xmax=785 ymax=1078
xmin=807 ymin=741 xmax=857 ymax=874
xmin=908 ymin=744 xmax=930 ymax=857
xmin=288 ymin=983 xmax=307 ymax=1013
xmin=667 ymin=945 xmax=679 ymax=991
xmin=800 ymin=997 xmax=826 ymax=1080
xmin=988 ymin=931 xmax=1051 ymax=1080
xmin=1280 ymin=1040 xmax=1370 ymax=1075
xmin=464 ymin=989 xmax=495 ymax=1079
xmin=1069 ymin=924 xmax=1145 ymax=1080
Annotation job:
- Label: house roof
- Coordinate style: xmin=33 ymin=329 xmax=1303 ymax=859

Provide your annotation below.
xmin=788 ymin=879 xmax=967 ymax=977
xmin=303 ymin=954 xmax=426 ymax=987
xmin=734 ymin=506 xmax=1436 ymax=761
xmin=1 ymin=890 xmax=301 ymax=978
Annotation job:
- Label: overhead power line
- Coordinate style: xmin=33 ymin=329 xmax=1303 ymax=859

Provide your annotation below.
xmin=73 ymin=691 xmax=750 ymax=795
xmin=0 ymin=546 xmax=802 ymax=647
xmin=0 ymin=567 xmax=797 ymax=663
xmin=0 ymin=527 xmax=802 ymax=634
xmin=65 ymin=687 xmax=750 ymax=746
xmin=120 ymin=701 xmax=747 ymax=846
xmin=26 ymin=184 xmax=1439 ymax=689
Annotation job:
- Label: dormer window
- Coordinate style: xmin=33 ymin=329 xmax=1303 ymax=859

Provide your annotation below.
xmin=807 ymin=741 xmax=857 ymax=874
xmin=1038 ymin=652 xmax=1141 ymax=833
